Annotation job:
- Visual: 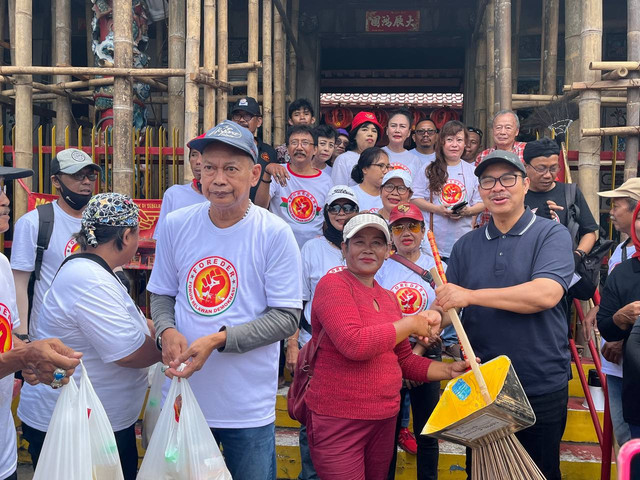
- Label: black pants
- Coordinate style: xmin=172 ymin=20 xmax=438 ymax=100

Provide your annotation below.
xmin=2 ymin=471 xmax=17 ymax=480
xmin=22 ymin=421 xmax=139 ymax=480
xmin=465 ymin=386 xmax=569 ymax=480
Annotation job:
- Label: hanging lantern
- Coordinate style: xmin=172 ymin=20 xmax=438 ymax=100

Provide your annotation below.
xmin=430 ymin=107 xmax=460 ymax=130
xmin=371 ymin=108 xmax=389 ymax=129
xmin=324 ymin=107 xmax=354 ymax=129
xmin=410 ymin=108 xmax=426 ymax=127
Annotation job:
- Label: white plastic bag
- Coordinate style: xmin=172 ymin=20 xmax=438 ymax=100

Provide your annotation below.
xmin=33 ymin=362 xmax=124 ymax=480
xmin=142 ymin=362 xmax=165 ymax=449
xmin=137 ymin=369 xmax=231 ymax=480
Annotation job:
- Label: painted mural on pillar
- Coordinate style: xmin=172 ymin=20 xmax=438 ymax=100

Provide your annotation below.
xmin=91 ymin=0 xmax=151 ymax=131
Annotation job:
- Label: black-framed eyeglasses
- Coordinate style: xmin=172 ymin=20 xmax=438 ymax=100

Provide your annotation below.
xmin=526 ymin=163 xmax=559 ymax=175
xmin=382 ymin=184 xmax=409 ymax=195
xmin=479 ymin=173 xmax=523 ymax=190
xmin=415 ymin=128 xmax=437 ymax=136
xmin=327 ymin=203 xmax=358 ymax=215
xmin=232 ymin=112 xmax=257 ymax=122
xmin=467 ymin=127 xmax=484 ymax=139
xmin=67 ymin=171 xmax=98 ymax=182
xmin=371 ymin=163 xmax=391 ymax=172
xmin=288 ymin=140 xmax=315 ymax=148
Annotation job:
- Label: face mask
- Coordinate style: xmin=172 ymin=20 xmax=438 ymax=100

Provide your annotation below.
xmin=57 ymin=177 xmax=92 ymax=211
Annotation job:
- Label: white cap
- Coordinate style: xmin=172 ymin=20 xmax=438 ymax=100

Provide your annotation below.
xmin=326 ymin=185 xmax=359 ymax=208
xmin=343 ymin=213 xmax=391 ymax=243
xmin=51 ymin=148 xmax=101 ymax=175
xmin=382 ymin=169 xmax=413 ymax=189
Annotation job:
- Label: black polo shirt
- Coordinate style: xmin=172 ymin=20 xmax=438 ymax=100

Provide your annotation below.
xmin=250 ymin=139 xmax=278 ymax=202
xmin=447 ymin=207 xmax=574 ymax=396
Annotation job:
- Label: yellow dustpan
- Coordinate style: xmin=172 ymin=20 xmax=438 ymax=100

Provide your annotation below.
xmin=422 ymin=267 xmax=545 ymax=479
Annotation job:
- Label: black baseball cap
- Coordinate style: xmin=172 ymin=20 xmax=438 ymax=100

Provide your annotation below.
xmin=0 ymin=166 xmax=33 ymax=180
xmin=474 ymin=150 xmax=526 ymax=177
xmin=231 ymin=97 xmax=261 ymax=116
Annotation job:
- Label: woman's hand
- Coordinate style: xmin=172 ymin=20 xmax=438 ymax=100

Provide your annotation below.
xmin=448 ymin=359 xmax=472 ymax=379
xmin=409 ymin=311 xmax=441 ymax=339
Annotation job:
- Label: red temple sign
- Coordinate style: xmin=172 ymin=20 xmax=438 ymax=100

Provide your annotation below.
xmin=365 ymin=10 xmax=420 ymax=32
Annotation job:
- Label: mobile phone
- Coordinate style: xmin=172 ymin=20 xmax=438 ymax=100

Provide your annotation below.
xmin=451 ymin=201 xmax=468 ymax=213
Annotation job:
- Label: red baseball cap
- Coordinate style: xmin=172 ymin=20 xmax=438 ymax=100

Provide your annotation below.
xmin=389 ymin=202 xmax=424 ymax=225
xmin=351 ymin=111 xmax=383 ymax=133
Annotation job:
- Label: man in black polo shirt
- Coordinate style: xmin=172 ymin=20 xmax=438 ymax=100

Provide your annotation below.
xmin=434 ymin=150 xmax=575 ymax=480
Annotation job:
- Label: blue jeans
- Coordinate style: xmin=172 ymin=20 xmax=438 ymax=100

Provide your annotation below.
xmin=211 ymin=423 xmax=276 ymax=480
xmin=607 ymin=375 xmax=632 ymax=445
xmin=400 ymin=392 xmax=411 ymax=429
xmin=298 ymin=425 xmax=319 ymax=480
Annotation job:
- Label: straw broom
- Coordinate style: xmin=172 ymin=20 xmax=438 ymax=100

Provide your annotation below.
xmin=426 ymin=231 xmax=546 ymax=479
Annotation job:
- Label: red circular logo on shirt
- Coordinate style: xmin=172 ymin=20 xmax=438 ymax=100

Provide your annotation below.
xmin=287 ymin=190 xmax=319 ymax=224
xmin=391 ymin=282 xmax=429 ymax=315
xmin=390 ymin=163 xmax=411 ymax=173
xmin=0 ymin=303 xmax=13 ymax=353
xmin=439 ymin=179 xmax=466 ymax=207
xmin=326 ymin=265 xmax=347 ymax=275
xmin=186 ymin=256 xmax=238 ymax=316
xmin=64 ymin=238 xmax=80 ymax=256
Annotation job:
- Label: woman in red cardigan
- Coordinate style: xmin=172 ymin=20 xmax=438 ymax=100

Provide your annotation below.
xmin=305 ymin=212 xmax=469 ymax=480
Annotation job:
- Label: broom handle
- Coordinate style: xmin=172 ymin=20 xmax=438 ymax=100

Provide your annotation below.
xmin=561 ymin=141 xmax=572 ymax=184
xmin=429 ymin=266 xmax=493 ymax=405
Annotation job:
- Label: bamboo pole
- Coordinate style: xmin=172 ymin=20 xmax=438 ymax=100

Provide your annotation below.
xmin=542 ymin=0 xmax=559 ymax=95
xmin=183 ymin=0 xmax=200 ymax=183
xmin=486 ymin=0 xmax=496 ymax=143
xmin=0 ymin=66 xmax=190 ymax=76
xmin=272 ymin=0 xmax=301 ymax=58
xmin=578 ymin=0 xmax=602 ymax=222
xmin=511 ymin=0 xmax=520 ymax=92
xmin=287 ymin=0 xmax=299 ymax=100
xmin=112 ymin=0 xmax=133 ymax=196
xmin=582 ymin=126 xmax=640 ymax=136
xmin=273 ymin=1 xmax=286 ymax=146
xmin=14 ymin=0 xmax=31 ymax=220
xmin=568 ymin=79 xmax=640 ymax=90
xmin=602 ymin=68 xmax=629 ymax=80
xmin=475 ymin=27 xmax=487 ymax=137
xmin=0 ymin=0 xmax=6 ymax=124
xmin=262 ymin=0 xmax=273 ymax=144
xmin=168 ymin=0 xmax=185 ymax=164
xmin=496 ymin=0 xmax=512 ymax=109
xmin=216 ymin=0 xmax=228 ymax=122
xmin=590 ymin=61 xmax=640 ymax=71
xmin=247 ymin=0 xmax=259 ymax=98
xmin=626 ymin=1 xmax=640 ymax=180
xmin=85 ymin=1 xmax=95 ymax=122
xmin=7 ymin=0 xmax=14 ymax=66
xmin=203 ymin=0 xmax=216 ymax=129
xmin=208 ymin=62 xmax=262 ymax=72
xmin=493 ymin=0 xmax=500 ymax=113
xmin=565 ymin=0 xmax=581 ymax=149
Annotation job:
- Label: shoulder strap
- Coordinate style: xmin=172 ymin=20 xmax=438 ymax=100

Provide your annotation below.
xmin=564 ymin=183 xmax=580 ymax=248
xmin=390 ymin=253 xmax=436 ymax=289
xmin=34 ymin=202 xmax=55 ymax=281
xmin=52 ymin=252 xmax=118 ymax=285
xmin=429 ymin=189 xmax=434 ymax=232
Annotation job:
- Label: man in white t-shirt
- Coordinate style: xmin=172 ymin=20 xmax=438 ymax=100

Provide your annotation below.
xmin=583 ymin=178 xmax=640 ymax=447
xmin=148 ymin=120 xmax=302 ymax=480
xmin=256 ymin=125 xmax=334 ymax=248
xmin=410 ymin=118 xmax=438 ymax=166
xmin=11 ymin=148 xmax=101 ymax=337
xmin=153 ymin=137 xmax=205 ymax=239
xmin=0 ymin=165 xmax=81 ymax=480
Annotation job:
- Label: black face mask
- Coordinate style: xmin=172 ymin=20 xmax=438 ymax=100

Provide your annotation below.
xmin=57 ymin=177 xmax=92 ymax=211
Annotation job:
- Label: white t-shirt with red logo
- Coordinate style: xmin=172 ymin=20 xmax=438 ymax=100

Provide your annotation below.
xmin=269 ymin=165 xmax=334 ymax=248
xmin=352 ymin=185 xmax=383 ymax=213
xmin=382 ymin=146 xmax=423 ymax=180
xmin=300 ymin=236 xmax=345 ymax=345
xmin=0 ymin=253 xmax=19 ymax=479
xmin=11 ymin=201 xmax=81 ymax=333
xmin=153 ymin=183 xmax=206 ymax=240
xmin=147 ymin=202 xmax=302 ymax=428
xmin=412 ymin=160 xmax=481 ymax=258
xmin=375 ymin=253 xmax=438 ymax=316
xmin=331 ymin=151 xmax=360 ymax=187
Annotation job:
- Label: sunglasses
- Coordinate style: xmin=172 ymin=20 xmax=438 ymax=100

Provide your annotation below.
xmin=68 ymin=172 xmax=98 ymax=182
xmin=327 ymin=203 xmax=358 ymax=215
xmin=391 ymin=222 xmax=423 ymax=235
xmin=467 ymin=127 xmax=484 ymax=139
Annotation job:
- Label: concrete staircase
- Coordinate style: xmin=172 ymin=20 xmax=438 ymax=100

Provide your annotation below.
xmin=11 ymin=360 xmax=616 ymax=479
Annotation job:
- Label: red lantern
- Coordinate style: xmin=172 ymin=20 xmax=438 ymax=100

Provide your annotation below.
xmin=409 ymin=108 xmax=426 ymax=127
xmin=324 ymin=107 xmax=354 ymax=129
xmin=371 ymin=108 xmax=389 ymax=129
xmin=430 ymin=107 xmax=460 ymax=130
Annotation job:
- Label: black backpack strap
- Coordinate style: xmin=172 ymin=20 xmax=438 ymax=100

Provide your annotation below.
xmin=564 ymin=183 xmax=580 ymax=249
xmin=52 ymin=252 xmax=118 ymax=285
xmin=34 ymin=202 xmax=55 ymax=281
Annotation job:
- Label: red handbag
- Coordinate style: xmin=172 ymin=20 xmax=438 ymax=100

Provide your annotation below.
xmin=286 ymin=328 xmax=326 ymax=425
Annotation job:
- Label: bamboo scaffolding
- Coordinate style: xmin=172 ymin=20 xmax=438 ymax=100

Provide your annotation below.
xmin=216 ymin=0 xmax=228 ymax=121
xmin=183 ymin=0 xmax=201 ymax=183
xmin=208 ymin=62 xmax=262 ymax=72
xmin=247 ymin=0 xmax=259 ymax=98
xmin=567 ymin=79 xmax=640 ymax=90
xmin=262 ymin=0 xmax=273 ymax=144
xmin=602 ymin=68 xmax=629 ymax=80
xmin=511 ymin=0 xmax=520 ymax=92
xmin=203 ymin=0 xmax=215 ymax=129
xmin=590 ymin=61 xmax=640 ymax=70
xmin=486 ymin=0 xmax=496 ymax=141
xmin=54 ymin=0 xmax=72 ymax=143
xmin=474 ymin=23 xmax=487 ymax=137
xmin=112 ymin=0 xmax=134 ymax=197
xmin=582 ymin=126 xmax=640 ymax=137
xmin=493 ymin=1 xmax=500 ymax=113
xmin=8 ymin=0 xmax=15 ymax=66
xmin=190 ymin=73 xmax=231 ymax=91
xmin=273 ymin=1 xmax=286 ymax=146
xmin=13 ymin=0 xmax=32 ymax=220
xmin=565 ymin=0 xmax=581 ymax=148
xmin=496 ymin=0 xmax=512 ymax=109
xmin=0 ymin=66 xmax=192 ymax=76
xmin=168 ymin=0 xmax=185 ymax=166
xmin=542 ymin=0 xmax=559 ymax=95
xmin=287 ymin=0 xmax=299 ymax=99
xmin=273 ymin=0 xmax=301 ymax=58
xmin=626 ymin=1 xmax=640 ymax=180
xmin=134 ymin=76 xmax=168 ymax=92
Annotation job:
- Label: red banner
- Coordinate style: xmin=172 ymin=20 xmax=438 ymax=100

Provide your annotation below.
xmin=365 ymin=11 xmax=420 ymax=32
xmin=27 ymin=192 xmax=161 ymax=240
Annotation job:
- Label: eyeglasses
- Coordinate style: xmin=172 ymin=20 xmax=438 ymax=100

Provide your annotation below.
xmin=335 ymin=139 xmax=349 ymax=147
xmin=371 ymin=163 xmax=391 ymax=172
xmin=68 ymin=172 xmax=98 ymax=182
xmin=479 ymin=173 xmax=523 ymax=190
xmin=415 ymin=129 xmax=438 ymax=136
xmin=391 ymin=222 xmax=423 ymax=235
xmin=526 ymin=164 xmax=559 ymax=175
xmin=467 ymin=127 xmax=483 ymax=139
xmin=327 ymin=203 xmax=358 ymax=215
xmin=231 ymin=112 xmax=257 ymax=122
xmin=288 ymin=140 xmax=315 ymax=148
xmin=382 ymin=184 xmax=409 ymax=195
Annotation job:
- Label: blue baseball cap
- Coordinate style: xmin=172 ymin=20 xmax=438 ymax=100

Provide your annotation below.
xmin=188 ymin=120 xmax=258 ymax=163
